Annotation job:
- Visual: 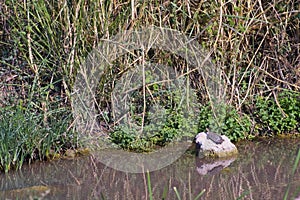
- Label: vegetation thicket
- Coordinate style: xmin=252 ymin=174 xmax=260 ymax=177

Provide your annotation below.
xmin=0 ymin=0 xmax=299 ymax=172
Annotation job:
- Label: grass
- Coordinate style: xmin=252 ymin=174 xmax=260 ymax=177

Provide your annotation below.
xmin=283 ymin=147 xmax=300 ymax=200
xmin=0 ymin=105 xmax=77 ymax=173
xmin=146 ymin=170 xmax=206 ymax=200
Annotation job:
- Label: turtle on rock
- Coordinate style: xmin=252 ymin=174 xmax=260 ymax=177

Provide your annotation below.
xmin=194 ymin=129 xmax=238 ymax=158
xmin=206 ymin=129 xmax=224 ymax=144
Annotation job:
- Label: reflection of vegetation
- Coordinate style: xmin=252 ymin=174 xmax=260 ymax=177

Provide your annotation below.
xmin=147 ymin=171 xmax=205 ymax=200
xmin=1 ymin=139 xmax=299 ymax=199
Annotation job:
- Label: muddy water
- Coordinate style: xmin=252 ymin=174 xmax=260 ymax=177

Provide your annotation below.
xmin=0 ymin=138 xmax=299 ymax=200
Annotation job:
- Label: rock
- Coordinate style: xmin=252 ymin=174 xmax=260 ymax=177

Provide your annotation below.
xmin=64 ymin=149 xmax=76 ymax=159
xmin=195 ymin=132 xmax=238 ymax=158
xmin=2 ymin=185 xmax=51 ymax=197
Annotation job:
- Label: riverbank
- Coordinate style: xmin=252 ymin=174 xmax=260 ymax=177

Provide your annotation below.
xmin=0 ymin=0 xmax=299 ymax=172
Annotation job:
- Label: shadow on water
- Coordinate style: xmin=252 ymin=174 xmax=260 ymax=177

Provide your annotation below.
xmin=0 ymin=138 xmax=300 ymax=200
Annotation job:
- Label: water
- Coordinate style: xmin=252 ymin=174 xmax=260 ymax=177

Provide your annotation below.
xmin=0 ymin=137 xmax=299 ymax=200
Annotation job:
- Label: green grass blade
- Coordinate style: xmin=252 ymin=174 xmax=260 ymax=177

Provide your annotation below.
xmin=162 ymin=185 xmax=168 ymax=200
xmin=173 ymin=187 xmax=181 ymax=200
xmin=291 ymin=147 xmax=300 ymax=175
xmin=283 ymin=147 xmax=300 ymax=200
xmin=147 ymin=171 xmax=153 ymax=200
xmin=194 ymin=189 xmax=206 ymax=200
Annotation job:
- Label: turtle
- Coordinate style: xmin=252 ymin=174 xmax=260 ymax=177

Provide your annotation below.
xmin=206 ymin=130 xmax=224 ymax=144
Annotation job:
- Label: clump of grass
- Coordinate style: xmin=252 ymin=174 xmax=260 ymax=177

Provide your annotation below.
xmin=0 ymin=105 xmax=77 ymax=173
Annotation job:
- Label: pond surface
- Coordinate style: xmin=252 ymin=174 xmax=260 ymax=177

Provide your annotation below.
xmin=0 ymin=138 xmax=300 ymax=200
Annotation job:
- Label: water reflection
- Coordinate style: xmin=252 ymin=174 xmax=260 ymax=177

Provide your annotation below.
xmin=196 ymin=156 xmax=237 ymax=175
xmin=0 ymin=138 xmax=299 ymax=200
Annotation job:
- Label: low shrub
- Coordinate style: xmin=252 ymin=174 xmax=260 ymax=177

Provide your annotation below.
xmin=255 ymin=91 xmax=300 ymax=134
xmin=198 ymin=103 xmax=252 ymax=141
xmin=110 ymin=108 xmax=198 ymax=152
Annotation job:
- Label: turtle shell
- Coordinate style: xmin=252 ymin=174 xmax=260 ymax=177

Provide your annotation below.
xmin=206 ymin=131 xmax=224 ymax=144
